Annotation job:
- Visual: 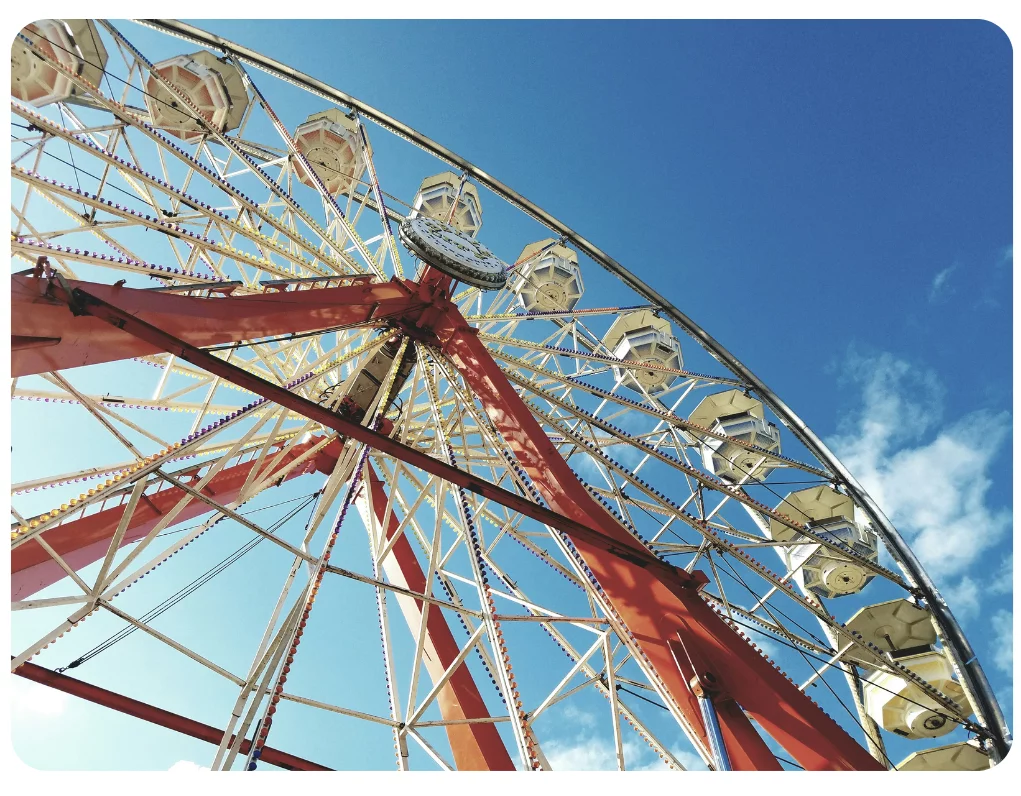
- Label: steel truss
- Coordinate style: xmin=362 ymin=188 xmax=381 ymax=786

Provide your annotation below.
xmin=10 ymin=18 xmax=1008 ymax=773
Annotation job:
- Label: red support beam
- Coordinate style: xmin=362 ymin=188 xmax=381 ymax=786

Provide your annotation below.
xmin=36 ymin=280 xmax=885 ymax=770
xmin=12 ymin=660 xmax=331 ymax=771
xmin=667 ymin=635 xmax=778 ymax=770
xmin=355 ymin=465 xmax=514 ymax=770
xmin=435 ymin=317 xmax=884 ymax=772
xmin=12 ymin=438 xmax=343 ymax=600
xmin=11 ymin=275 xmax=424 ymax=376
xmin=58 ymin=285 xmax=684 ymax=587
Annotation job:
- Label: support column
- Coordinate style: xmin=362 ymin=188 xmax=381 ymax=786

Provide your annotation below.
xmin=437 ymin=320 xmax=884 ymax=771
xmin=355 ymin=464 xmax=514 ymax=770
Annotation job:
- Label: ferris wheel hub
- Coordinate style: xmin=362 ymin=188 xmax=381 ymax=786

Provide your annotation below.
xmin=10 ymin=17 xmax=1008 ymax=769
xmin=399 ymin=216 xmax=508 ymax=290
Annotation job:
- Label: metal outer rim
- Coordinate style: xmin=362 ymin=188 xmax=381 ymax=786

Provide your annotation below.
xmin=133 ymin=18 xmax=1011 ymax=761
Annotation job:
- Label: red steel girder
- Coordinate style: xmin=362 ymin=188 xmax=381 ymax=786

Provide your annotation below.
xmin=57 ymin=285 xmax=682 ymax=584
xmin=11 ymin=274 xmax=424 ymax=377
xmin=39 ymin=282 xmax=884 ymax=770
xmin=355 ymin=465 xmax=514 ymax=770
xmin=12 ymin=437 xmax=343 ymax=600
xmin=667 ymin=633 xmax=778 ymax=770
xmin=435 ymin=316 xmax=884 ymax=772
xmin=12 ymin=660 xmax=330 ymax=771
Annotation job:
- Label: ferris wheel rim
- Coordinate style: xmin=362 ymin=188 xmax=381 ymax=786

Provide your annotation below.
xmin=10 ymin=19 xmax=1008 ymax=768
xmin=124 ymin=17 xmax=1010 ymax=760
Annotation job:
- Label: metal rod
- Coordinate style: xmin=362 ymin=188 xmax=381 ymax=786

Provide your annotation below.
xmin=66 ymin=285 xmax=693 ymax=588
xmin=697 ymin=695 xmax=732 ymax=771
xmin=12 ymin=660 xmax=330 ymax=770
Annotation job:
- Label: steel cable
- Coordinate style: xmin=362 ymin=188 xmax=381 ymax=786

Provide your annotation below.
xmin=57 ymin=490 xmax=319 ymax=671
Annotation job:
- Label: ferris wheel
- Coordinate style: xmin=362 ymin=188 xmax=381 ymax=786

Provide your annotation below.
xmin=9 ymin=19 xmax=1011 ymax=772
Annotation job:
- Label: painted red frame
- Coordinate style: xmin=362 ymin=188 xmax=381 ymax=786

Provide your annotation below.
xmin=11 ymin=275 xmax=885 ymax=771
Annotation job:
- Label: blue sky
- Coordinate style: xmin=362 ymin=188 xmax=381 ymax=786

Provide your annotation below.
xmin=9 ymin=19 xmax=1012 ymax=772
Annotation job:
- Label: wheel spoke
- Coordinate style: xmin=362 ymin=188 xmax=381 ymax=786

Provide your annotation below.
xmin=11 ymin=17 xmax=1006 ymax=772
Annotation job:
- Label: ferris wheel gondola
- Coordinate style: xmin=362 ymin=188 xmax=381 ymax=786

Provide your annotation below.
xmin=9 ymin=18 xmax=1010 ymax=772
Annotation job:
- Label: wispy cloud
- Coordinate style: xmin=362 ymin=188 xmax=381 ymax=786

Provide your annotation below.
xmin=972 ymin=246 xmax=1013 ymax=310
xmin=990 ymin=611 xmax=1012 ymax=674
xmin=543 ymin=732 xmax=704 ymax=771
xmin=989 ymin=553 xmax=1013 ymax=595
xmin=673 ymin=750 xmax=709 ymax=771
xmin=951 ymin=552 xmax=1017 ymax=619
xmin=543 ymin=734 xmax=627 ymax=770
xmin=943 ymin=577 xmax=982 ymax=622
xmin=168 ymin=760 xmax=209 ymax=772
xmin=928 ymin=265 xmax=957 ymax=302
xmin=829 ymin=351 xmax=1011 ymax=589
xmin=540 ymin=706 xmax=706 ymax=771
xmin=561 ymin=703 xmax=597 ymax=729
xmin=571 ymin=450 xmax=605 ymax=482
xmin=11 ymin=677 xmax=67 ymax=717
xmin=753 ymin=634 xmax=784 ymax=662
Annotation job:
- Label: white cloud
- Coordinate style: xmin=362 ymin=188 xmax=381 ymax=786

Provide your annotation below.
xmin=541 ymin=706 xmax=707 ymax=771
xmin=928 ymin=265 xmax=956 ymax=302
xmin=11 ymin=677 xmax=67 ymax=717
xmin=832 ymin=352 xmax=944 ymax=450
xmin=943 ymin=577 xmax=982 ymax=622
xmin=996 ymin=685 xmax=1013 ymax=718
xmin=674 ymin=750 xmax=710 ymax=771
xmin=927 ymin=267 xmax=955 ymax=304
xmin=990 ymin=611 xmax=1012 ymax=674
xmin=614 ymin=441 xmax=645 ymax=469
xmin=728 ymin=626 xmax=783 ymax=661
xmin=989 ymin=554 xmax=1013 ymax=595
xmin=754 ymin=635 xmax=784 ymax=662
xmin=544 ymin=733 xmax=682 ymax=771
xmin=543 ymin=734 xmax=620 ymax=770
xmin=168 ymin=760 xmax=209 ymax=772
xmin=570 ymin=450 xmax=605 ymax=482
xmin=561 ymin=703 xmax=597 ymax=729
xmin=829 ymin=352 xmax=1011 ymax=584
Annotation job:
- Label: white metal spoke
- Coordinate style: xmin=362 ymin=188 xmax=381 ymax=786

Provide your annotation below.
xmin=10 ymin=17 xmax=1002 ymax=772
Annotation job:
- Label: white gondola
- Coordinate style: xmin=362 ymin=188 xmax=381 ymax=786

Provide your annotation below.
xmin=602 ymin=310 xmax=683 ymax=394
xmin=771 ymin=486 xmax=879 ymax=598
xmin=410 ymin=172 xmax=483 ymax=238
xmin=12 ymin=20 xmax=108 ymax=108
xmin=787 ymin=516 xmax=879 ymax=598
xmin=863 ymin=649 xmax=972 ymax=739
xmin=842 ymin=598 xmax=938 ymax=665
xmin=292 ymin=109 xmax=369 ymax=196
xmin=689 ymin=389 xmax=781 ymax=482
xmin=896 ymin=740 xmax=991 ymax=771
xmin=512 ymin=239 xmax=584 ymax=312
xmin=144 ymin=51 xmax=249 ymax=143
xmin=847 ymin=602 xmax=972 ymax=740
